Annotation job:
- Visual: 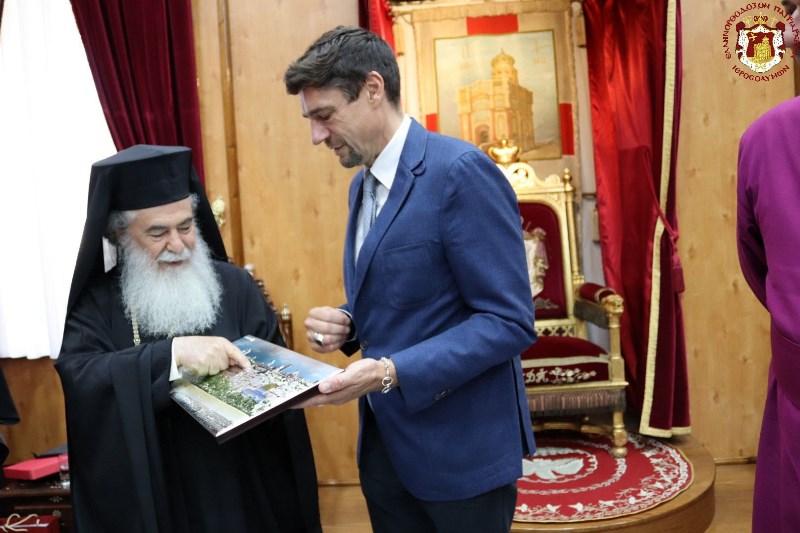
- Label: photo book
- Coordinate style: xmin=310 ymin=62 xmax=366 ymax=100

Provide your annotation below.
xmin=170 ymin=335 xmax=343 ymax=443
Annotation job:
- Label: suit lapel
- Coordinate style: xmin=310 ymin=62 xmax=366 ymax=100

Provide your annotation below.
xmin=343 ymin=171 xmax=363 ymax=302
xmin=350 ymin=120 xmax=428 ymax=298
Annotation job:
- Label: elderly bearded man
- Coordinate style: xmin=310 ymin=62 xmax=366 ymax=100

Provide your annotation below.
xmin=56 ymin=145 xmax=321 ymax=533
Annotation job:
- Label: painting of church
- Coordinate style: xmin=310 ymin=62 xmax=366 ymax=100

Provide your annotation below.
xmin=434 ymin=30 xmax=561 ymax=160
xmin=456 ymin=50 xmax=535 ymax=152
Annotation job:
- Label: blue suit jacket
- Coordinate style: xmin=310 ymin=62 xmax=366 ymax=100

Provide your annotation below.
xmin=342 ymin=119 xmax=536 ymax=501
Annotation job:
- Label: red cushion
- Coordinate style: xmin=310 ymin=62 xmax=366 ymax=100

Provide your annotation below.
xmin=578 ymin=282 xmax=616 ymax=303
xmin=521 ymin=335 xmax=609 ymax=385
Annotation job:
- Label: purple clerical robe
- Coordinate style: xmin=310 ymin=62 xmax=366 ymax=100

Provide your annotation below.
xmin=737 ymin=95 xmax=800 ymax=533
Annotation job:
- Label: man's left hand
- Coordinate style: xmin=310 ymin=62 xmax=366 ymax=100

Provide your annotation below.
xmin=295 ymin=358 xmax=393 ymax=407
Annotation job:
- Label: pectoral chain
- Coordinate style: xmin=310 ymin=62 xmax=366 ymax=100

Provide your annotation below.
xmin=132 ymin=314 xmax=141 ymax=346
xmin=130 ymin=312 xmax=174 ymax=346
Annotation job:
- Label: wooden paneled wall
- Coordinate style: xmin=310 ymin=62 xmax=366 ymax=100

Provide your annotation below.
xmin=678 ymin=2 xmax=794 ymax=461
xmin=0 ymin=359 xmax=66 ymax=465
xmin=192 ymin=0 xmax=362 ymax=483
xmin=0 ymin=0 xmax=793 ymax=481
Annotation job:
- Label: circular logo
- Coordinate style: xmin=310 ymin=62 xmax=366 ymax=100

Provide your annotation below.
xmin=722 ymin=3 xmax=799 ymax=81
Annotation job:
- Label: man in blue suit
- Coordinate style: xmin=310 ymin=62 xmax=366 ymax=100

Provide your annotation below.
xmin=285 ymin=26 xmax=536 ymax=532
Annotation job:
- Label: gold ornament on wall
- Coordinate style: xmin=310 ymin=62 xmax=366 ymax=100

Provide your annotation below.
xmin=211 ymin=197 xmax=226 ymax=228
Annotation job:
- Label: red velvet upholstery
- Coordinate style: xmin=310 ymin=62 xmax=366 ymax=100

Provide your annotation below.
xmin=578 ymin=282 xmax=616 ymax=303
xmin=518 ymin=202 xmax=565 ymax=319
xmin=521 ymin=336 xmax=610 ymax=386
xmin=487 ymin=155 xmax=628 ymax=456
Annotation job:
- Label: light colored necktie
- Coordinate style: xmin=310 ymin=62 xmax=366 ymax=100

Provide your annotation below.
xmin=361 ymin=170 xmax=378 ymax=236
xmin=355 ymin=171 xmax=378 ymax=264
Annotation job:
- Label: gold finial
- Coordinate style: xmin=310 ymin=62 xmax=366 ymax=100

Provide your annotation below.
xmin=487 ymin=138 xmax=520 ymax=166
xmin=563 ymin=168 xmax=574 ymax=192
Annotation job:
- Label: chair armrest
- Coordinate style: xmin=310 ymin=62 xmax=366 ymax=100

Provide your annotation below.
xmin=574 ymin=283 xmax=623 ymax=329
xmin=574 ymin=283 xmax=625 ymax=383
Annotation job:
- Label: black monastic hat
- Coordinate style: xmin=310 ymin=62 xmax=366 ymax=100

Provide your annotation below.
xmin=65 ymin=145 xmax=227 ymax=315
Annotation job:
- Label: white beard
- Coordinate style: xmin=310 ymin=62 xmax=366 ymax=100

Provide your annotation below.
xmin=119 ymin=233 xmax=223 ymax=338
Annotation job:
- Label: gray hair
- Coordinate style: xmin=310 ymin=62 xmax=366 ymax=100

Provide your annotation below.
xmin=105 ymin=194 xmax=199 ymax=244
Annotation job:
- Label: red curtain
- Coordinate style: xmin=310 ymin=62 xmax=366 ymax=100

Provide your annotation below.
xmin=359 ymin=0 xmax=395 ymax=51
xmin=70 ymin=0 xmax=205 ymax=182
xmin=584 ymin=0 xmax=689 ymax=436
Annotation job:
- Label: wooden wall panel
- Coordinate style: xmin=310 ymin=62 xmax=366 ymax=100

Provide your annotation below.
xmin=677 ymin=1 xmax=794 ymax=460
xmin=228 ymin=0 xmax=361 ymax=483
xmin=0 ymin=359 xmax=66 ymax=465
xmin=192 ymin=0 xmax=232 ymax=252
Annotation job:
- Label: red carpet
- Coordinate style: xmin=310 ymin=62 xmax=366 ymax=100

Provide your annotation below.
xmin=514 ymin=432 xmax=693 ymax=523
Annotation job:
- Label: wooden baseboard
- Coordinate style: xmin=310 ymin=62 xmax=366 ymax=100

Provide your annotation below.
xmin=714 ymin=456 xmax=756 ymax=466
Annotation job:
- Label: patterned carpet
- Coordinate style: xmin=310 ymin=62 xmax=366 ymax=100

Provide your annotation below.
xmin=514 ymin=431 xmax=693 ymax=523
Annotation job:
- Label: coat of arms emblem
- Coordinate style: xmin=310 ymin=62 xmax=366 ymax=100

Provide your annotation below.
xmin=736 ymin=13 xmax=787 ymax=73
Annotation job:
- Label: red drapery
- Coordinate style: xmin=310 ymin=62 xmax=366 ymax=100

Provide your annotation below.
xmin=359 ymin=0 xmax=395 ymax=50
xmin=584 ymin=0 xmax=689 ymax=436
xmin=70 ymin=0 xmax=205 ymax=182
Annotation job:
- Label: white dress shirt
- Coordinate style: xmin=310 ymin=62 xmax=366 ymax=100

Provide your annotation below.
xmin=354 ymin=114 xmax=412 ymax=263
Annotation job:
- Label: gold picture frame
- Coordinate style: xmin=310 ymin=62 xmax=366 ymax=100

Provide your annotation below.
xmin=392 ymin=0 xmax=580 ymax=178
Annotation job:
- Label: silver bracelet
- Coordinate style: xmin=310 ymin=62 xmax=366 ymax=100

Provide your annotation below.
xmin=380 ymin=357 xmax=394 ymax=394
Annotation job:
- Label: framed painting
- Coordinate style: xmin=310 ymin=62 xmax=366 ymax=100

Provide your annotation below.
xmin=434 ymin=30 xmax=561 ymax=159
xmin=392 ymin=0 xmax=580 ymax=178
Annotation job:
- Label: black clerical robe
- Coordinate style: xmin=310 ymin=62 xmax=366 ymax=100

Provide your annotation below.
xmin=57 ymin=261 xmax=321 ymax=533
xmin=0 ymin=365 xmax=19 ymax=478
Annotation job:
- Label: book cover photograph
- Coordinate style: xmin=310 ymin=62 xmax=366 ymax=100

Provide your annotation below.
xmin=171 ymin=335 xmax=342 ymax=443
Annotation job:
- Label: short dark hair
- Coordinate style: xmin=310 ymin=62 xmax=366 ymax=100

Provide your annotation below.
xmin=284 ymin=26 xmax=401 ymax=108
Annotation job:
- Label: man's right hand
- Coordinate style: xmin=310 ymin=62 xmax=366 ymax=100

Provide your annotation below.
xmin=304 ymin=306 xmax=352 ymax=353
xmin=172 ymin=336 xmax=251 ymax=377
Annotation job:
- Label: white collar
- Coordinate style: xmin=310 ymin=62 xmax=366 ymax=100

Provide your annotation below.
xmin=367 ymin=114 xmax=412 ymax=189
